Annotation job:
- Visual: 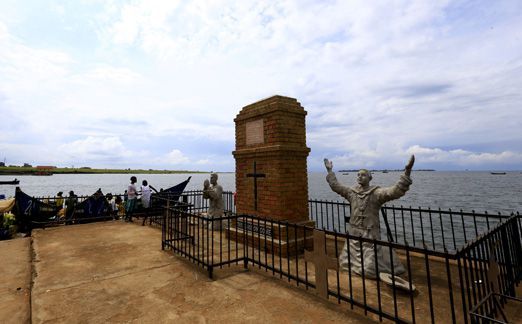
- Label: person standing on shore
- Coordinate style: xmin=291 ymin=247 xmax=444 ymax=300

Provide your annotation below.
xmin=56 ymin=192 xmax=64 ymax=212
xmin=140 ymin=180 xmax=157 ymax=226
xmin=115 ymin=195 xmax=125 ymax=219
xmin=125 ymin=176 xmax=138 ymax=222
xmin=106 ymin=193 xmax=117 ymax=220
xmin=65 ymin=191 xmax=77 ymax=225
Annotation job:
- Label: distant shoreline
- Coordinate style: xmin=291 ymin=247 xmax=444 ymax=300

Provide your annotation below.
xmin=338 ymin=169 xmax=436 ymax=172
xmin=0 ymin=167 xmax=209 ymax=175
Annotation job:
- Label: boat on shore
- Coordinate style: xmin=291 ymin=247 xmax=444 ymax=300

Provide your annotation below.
xmin=0 ymin=178 xmax=19 ymax=185
xmin=12 ymin=176 xmax=192 ymax=231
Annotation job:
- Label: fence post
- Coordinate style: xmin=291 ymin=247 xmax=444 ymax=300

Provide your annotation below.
xmin=161 ymin=199 xmax=170 ymax=250
xmin=501 ymin=222 xmax=516 ymax=296
xmin=243 ymin=216 xmax=249 ymax=270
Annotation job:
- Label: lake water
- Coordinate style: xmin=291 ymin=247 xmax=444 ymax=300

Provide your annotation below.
xmin=1 ymin=171 xmax=521 ymax=214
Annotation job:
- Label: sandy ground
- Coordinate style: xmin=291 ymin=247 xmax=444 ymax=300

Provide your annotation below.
xmin=3 ymin=221 xmax=374 ymax=323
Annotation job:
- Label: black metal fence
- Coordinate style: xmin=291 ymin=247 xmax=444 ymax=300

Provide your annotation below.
xmin=15 ymin=190 xmax=522 ymax=322
xmin=17 ymin=189 xmax=208 ymax=229
xmin=459 ymin=215 xmax=522 ymax=323
xmin=309 ymin=199 xmax=513 ymax=254
xmin=146 ymin=190 xmax=235 ymax=228
xmin=161 ymin=192 xmax=522 ymax=324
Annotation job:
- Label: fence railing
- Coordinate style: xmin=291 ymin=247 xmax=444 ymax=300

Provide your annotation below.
xmin=17 ymin=190 xmax=522 ymax=322
xmin=160 ymin=201 xmax=245 ymax=278
xmin=160 ymin=193 xmax=522 ymax=324
xmin=309 ymin=199 xmax=517 ymax=254
xmin=457 ymin=215 xmax=522 ymax=323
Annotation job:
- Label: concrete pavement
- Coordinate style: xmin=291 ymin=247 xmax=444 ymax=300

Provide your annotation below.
xmin=2 ymin=221 xmax=372 ymax=323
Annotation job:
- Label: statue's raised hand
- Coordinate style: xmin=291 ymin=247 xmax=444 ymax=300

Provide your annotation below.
xmin=404 ymin=155 xmax=415 ymax=177
xmin=324 ymin=158 xmax=333 ymax=172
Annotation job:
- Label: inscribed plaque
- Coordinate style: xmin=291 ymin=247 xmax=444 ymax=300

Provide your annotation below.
xmin=246 ymin=119 xmax=264 ymax=145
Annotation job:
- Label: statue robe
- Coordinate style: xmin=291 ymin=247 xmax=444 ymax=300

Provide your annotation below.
xmin=203 ymin=184 xmax=224 ymax=230
xmin=326 ymin=172 xmax=412 ymax=278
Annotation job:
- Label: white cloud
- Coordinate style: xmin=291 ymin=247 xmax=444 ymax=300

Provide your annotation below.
xmin=58 ymin=136 xmax=132 ymax=160
xmin=0 ymin=21 xmax=8 ymax=40
xmin=79 ymin=66 xmax=141 ymax=84
xmin=51 ymin=4 xmax=66 ymax=16
xmin=406 ymin=145 xmax=522 ymax=166
xmin=108 ymin=0 xmax=181 ymax=52
xmin=0 ymin=1 xmax=521 ymax=171
xmin=164 ymin=149 xmax=190 ymax=165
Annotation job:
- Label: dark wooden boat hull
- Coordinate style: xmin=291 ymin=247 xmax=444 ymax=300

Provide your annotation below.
xmin=0 ymin=180 xmax=20 ymax=185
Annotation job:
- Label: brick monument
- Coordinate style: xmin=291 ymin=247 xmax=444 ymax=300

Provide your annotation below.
xmin=230 ymin=95 xmax=314 ymax=254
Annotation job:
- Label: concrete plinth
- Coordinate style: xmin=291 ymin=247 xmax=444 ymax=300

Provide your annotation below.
xmin=227 ymin=217 xmax=314 ymax=255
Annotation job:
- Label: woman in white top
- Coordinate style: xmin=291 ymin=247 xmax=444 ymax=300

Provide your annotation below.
xmin=140 ymin=180 xmax=157 ymax=226
xmin=141 ymin=180 xmax=152 ymax=208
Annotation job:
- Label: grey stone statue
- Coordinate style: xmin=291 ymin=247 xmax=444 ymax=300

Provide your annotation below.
xmin=203 ymin=172 xmax=224 ymax=230
xmin=324 ymin=155 xmax=415 ymax=279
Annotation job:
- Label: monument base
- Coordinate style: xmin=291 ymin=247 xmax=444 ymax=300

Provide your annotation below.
xmin=226 ymin=217 xmax=314 ymax=256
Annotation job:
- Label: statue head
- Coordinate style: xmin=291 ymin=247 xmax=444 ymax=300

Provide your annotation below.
xmin=210 ymin=172 xmax=218 ymax=185
xmin=357 ymin=169 xmax=372 ymax=186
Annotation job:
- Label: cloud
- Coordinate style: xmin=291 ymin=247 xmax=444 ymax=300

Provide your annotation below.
xmin=0 ymin=21 xmax=8 ymax=40
xmin=58 ymin=136 xmax=132 ymax=160
xmin=0 ymin=1 xmax=521 ymax=172
xmin=107 ymin=0 xmax=181 ymax=54
xmin=380 ymin=83 xmax=453 ymax=98
xmin=406 ymin=145 xmax=522 ymax=166
xmin=78 ymin=66 xmax=141 ymax=84
xmin=164 ymin=149 xmax=190 ymax=165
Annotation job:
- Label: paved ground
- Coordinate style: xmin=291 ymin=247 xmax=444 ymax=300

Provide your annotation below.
xmin=2 ymin=221 xmax=373 ymax=323
xmin=0 ymin=237 xmax=31 ymax=324
xmin=3 ymin=220 xmax=521 ymax=323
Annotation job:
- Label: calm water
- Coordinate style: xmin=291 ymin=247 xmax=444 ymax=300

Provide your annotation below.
xmin=1 ymin=171 xmax=521 ymax=214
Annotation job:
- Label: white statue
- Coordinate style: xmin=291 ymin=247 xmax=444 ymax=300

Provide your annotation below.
xmin=324 ymin=155 xmax=415 ymax=280
xmin=203 ymin=172 xmax=224 ymax=230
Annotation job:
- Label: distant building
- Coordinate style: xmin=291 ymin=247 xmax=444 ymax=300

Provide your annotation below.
xmin=35 ymin=165 xmax=56 ymax=176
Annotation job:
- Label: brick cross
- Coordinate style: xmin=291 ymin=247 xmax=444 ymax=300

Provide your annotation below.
xmin=304 ymin=230 xmax=339 ymax=299
xmin=246 ymin=161 xmax=265 ymax=211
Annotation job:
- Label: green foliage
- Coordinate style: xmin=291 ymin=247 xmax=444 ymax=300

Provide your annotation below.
xmin=1 ymin=212 xmax=15 ymax=228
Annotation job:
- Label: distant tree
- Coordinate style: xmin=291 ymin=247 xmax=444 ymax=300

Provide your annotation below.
xmin=0 ymin=162 xmax=5 ymax=167
xmin=23 ymin=163 xmax=32 ymax=167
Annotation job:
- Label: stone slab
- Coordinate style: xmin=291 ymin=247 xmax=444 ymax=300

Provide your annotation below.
xmin=0 ymin=237 xmax=31 ymax=324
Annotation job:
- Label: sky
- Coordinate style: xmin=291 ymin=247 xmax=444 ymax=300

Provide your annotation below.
xmin=0 ymin=0 xmax=521 ymax=172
